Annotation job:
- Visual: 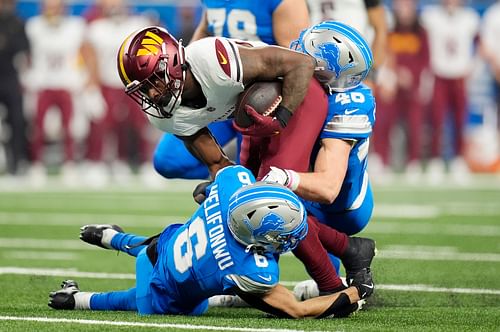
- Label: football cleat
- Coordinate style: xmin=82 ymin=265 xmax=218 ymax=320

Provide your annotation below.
xmin=48 ymin=280 xmax=79 ymax=310
xmin=348 ymin=268 xmax=375 ymax=299
xmin=341 ymin=237 xmax=376 ymax=282
xmin=80 ymin=224 xmax=124 ymax=249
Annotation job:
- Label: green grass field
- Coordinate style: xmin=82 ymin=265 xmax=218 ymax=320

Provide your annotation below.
xmin=1 ymin=177 xmax=500 ymax=331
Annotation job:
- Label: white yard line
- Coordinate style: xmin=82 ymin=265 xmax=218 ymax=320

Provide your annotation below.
xmin=0 ymin=267 xmax=135 ymax=279
xmin=0 ymin=316 xmax=321 ymax=332
xmin=2 ymin=251 xmax=80 ymax=260
xmin=0 ymin=238 xmax=91 ymax=250
xmin=0 ymin=211 xmax=182 ymax=227
xmin=1 ymin=267 xmax=499 ymax=296
xmin=2 ymin=211 xmax=500 ymax=237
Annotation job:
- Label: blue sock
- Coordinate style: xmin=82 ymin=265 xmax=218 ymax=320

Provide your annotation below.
xmin=90 ymin=288 xmax=137 ymax=311
xmin=110 ymin=232 xmax=148 ymax=257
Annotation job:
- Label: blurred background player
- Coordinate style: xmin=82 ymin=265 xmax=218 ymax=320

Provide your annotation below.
xmin=24 ymin=0 xmax=86 ymax=187
xmin=480 ymin=0 xmax=500 ymax=119
xmin=372 ymin=0 xmax=431 ymax=182
xmin=421 ymin=0 xmax=480 ymax=184
xmin=82 ymin=0 xmax=156 ymax=187
xmin=152 ymin=0 xmax=310 ymax=180
xmin=262 ymin=21 xmax=376 ymax=297
xmin=0 ymin=0 xmax=30 ymax=179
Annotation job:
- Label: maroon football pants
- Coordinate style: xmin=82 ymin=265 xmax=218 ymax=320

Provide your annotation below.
xmin=430 ymin=76 xmax=467 ymax=157
xmin=239 ymin=79 xmax=348 ymax=292
xmin=85 ymin=86 xmax=151 ymax=163
xmin=31 ymin=89 xmax=74 ymax=163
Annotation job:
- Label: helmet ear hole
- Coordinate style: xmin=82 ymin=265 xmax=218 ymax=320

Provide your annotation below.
xmin=228 ymin=182 xmax=308 ymax=254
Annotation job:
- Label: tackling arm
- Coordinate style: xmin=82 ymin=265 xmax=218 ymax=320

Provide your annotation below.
xmin=177 ymin=127 xmax=235 ymax=179
xmin=294 ymin=138 xmax=352 ymax=204
xmin=236 ymin=284 xmax=360 ymax=319
xmin=262 ymin=138 xmax=352 ymax=204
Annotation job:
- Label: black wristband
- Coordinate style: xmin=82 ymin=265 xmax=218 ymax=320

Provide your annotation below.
xmin=275 ymin=105 xmax=293 ymax=128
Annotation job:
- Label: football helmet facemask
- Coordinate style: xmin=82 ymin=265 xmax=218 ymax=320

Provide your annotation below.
xmin=228 ymin=182 xmax=308 ymax=254
xmin=291 ymin=21 xmax=373 ymax=93
xmin=117 ymin=26 xmax=186 ymax=118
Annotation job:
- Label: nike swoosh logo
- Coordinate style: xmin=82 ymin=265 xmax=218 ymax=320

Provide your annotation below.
xmin=218 ymin=50 xmax=228 ymax=65
xmin=257 ymin=274 xmax=272 ymax=282
xmin=362 ymin=283 xmax=374 ymax=289
xmin=345 ymin=108 xmax=359 ymax=115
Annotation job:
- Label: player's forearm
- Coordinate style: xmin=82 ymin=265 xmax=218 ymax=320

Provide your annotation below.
xmin=278 ymin=55 xmax=316 ymax=114
xmin=272 ymin=0 xmax=310 ymax=48
xmin=294 ymin=171 xmax=343 ymax=204
xmin=190 ymin=12 xmax=210 ymax=43
xmin=240 ymin=46 xmax=316 ymax=114
xmin=299 ymin=286 xmax=360 ymax=317
xmin=259 ymin=284 xmax=360 ymax=318
xmin=180 ymin=129 xmax=235 ymax=179
xmin=368 ymin=6 xmax=388 ymax=69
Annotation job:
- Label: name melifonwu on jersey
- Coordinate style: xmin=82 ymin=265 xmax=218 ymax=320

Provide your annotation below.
xmin=150 ymin=165 xmax=279 ymax=314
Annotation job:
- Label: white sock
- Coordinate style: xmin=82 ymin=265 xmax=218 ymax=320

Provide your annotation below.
xmin=101 ymin=228 xmax=119 ymax=249
xmin=73 ymin=292 xmax=95 ymax=310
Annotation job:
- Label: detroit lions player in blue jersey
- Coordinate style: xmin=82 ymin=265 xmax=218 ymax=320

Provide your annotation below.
xmin=262 ymin=21 xmax=376 ymax=294
xmin=48 ymin=165 xmax=366 ymax=318
xmin=153 ymin=0 xmax=310 ymax=180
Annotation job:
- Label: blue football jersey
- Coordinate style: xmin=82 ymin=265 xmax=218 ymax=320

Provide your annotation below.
xmin=150 ymin=165 xmax=279 ymax=314
xmin=305 ymin=84 xmax=376 ymax=213
xmin=203 ymin=0 xmax=283 ymax=44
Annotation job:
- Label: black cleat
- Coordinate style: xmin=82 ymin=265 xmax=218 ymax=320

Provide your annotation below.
xmin=80 ymin=224 xmax=124 ymax=249
xmin=348 ymin=268 xmax=375 ymax=299
xmin=48 ymin=280 xmax=79 ymax=310
xmin=341 ymin=237 xmax=376 ymax=282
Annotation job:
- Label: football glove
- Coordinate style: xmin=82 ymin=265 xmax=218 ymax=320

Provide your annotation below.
xmin=233 ymin=105 xmax=282 ymax=137
xmin=261 ymin=166 xmax=300 ymax=190
xmin=192 ymin=180 xmax=213 ymax=204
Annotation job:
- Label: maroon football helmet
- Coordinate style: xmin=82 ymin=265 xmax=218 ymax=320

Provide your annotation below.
xmin=117 ymin=26 xmax=186 ymax=118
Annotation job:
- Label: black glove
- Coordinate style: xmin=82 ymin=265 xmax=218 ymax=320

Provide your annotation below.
xmin=192 ymin=181 xmax=213 ymax=204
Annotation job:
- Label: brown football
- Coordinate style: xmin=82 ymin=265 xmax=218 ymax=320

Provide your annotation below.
xmin=234 ymin=81 xmax=283 ymax=128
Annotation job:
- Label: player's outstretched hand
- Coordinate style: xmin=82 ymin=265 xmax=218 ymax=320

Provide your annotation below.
xmin=192 ymin=180 xmax=213 ymax=204
xmin=232 ymin=105 xmax=281 ymax=137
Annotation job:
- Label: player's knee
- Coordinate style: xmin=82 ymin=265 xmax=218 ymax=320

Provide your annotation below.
xmin=153 ymin=151 xmax=177 ymax=179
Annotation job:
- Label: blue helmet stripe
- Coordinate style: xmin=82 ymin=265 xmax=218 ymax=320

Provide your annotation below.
xmin=314 ymin=21 xmax=373 ymax=67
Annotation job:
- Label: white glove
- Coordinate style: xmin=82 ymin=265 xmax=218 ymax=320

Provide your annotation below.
xmin=261 ymin=166 xmax=300 ymax=190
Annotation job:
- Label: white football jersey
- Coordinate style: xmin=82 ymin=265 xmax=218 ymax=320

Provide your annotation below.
xmin=148 ymin=37 xmax=246 ymax=136
xmin=307 ymin=0 xmax=373 ymax=42
xmin=87 ymin=15 xmax=151 ymax=88
xmin=421 ymin=5 xmax=479 ymax=78
xmin=25 ymin=16 xmax=86 ymax=90
xmin=481 ymin=2 xmax=500 ymax=63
